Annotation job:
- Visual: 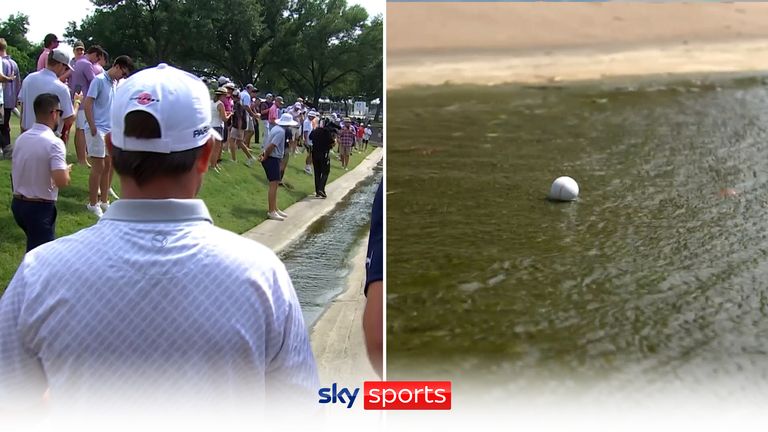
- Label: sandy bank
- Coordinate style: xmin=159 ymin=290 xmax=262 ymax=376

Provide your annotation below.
xmin=387 ymin=2 xmax=768 ymax=88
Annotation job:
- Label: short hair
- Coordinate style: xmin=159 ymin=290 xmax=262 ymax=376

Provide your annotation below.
xmin=33 ymin=93 xmax=60 ymax=120
xmin=43 ymin=33 xmax=58 ymax=48
xmin=113 ymin=55 xmax=135 ymax=74
xmin=86 ymin=45 xmax=105 ymax=57
xmin=111 ymin=111 xmax=203 ymax=187
xmin=0 ymin=38 xmax=6 ymax=51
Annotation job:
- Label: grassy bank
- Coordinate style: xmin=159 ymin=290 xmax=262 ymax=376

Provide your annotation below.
xmin=0 ymin=116 xmax=375 ymax=292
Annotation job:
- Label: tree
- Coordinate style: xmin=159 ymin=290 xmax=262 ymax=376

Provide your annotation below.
xmin=353 ymin=15 xmax=382 ymax=121
xmin=185 ymin=0 xmax=291 ymax=86
xmin=0 ymin=13 xmax=33 ymax=51
xmin=275 ymin=0 xmax=369 ymax=106
xmin=0 ymin=13 xmax=39 ymax=77
xmin=63 ymin=0 xmax=382 ymax=109
xmin=6 ymin=46 xmax=34 ymax=77
xmin=66 ymin=0 xmax=189 ymax=66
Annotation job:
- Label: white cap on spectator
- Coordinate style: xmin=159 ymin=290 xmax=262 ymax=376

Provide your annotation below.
xmin=111 ymin=63 xmax=221 ymax=153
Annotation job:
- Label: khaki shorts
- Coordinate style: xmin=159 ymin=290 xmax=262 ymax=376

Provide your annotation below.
xmin=86 ymin=130 xmax=107 ymax=158
xmin=340 ymin=145 xmax=352 ymax=156
xmin=76 ymin=110 xmax=87 ymax=129
xmin=229 ymin=127 xmax=244 ymax=140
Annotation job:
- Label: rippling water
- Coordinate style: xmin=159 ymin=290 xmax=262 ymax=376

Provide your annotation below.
xmin=281 ymin=167 xmax=382 ymax=327
xmin=387 ymin=77 xmax=768 ymax=392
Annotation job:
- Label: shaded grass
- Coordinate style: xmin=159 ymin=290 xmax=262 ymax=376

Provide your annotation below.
xmin=0 ymin=116 xmax=375 ymax=292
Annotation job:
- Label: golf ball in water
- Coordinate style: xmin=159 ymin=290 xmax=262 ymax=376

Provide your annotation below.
xmin=549 ymin=176 xmax=579 ymax=201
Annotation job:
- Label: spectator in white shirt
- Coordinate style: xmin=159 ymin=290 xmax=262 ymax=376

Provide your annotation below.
xmin=10 ymin=93 xmax=71 ymax=251
xmin=0 ymin=63 xmax=318 ymax=420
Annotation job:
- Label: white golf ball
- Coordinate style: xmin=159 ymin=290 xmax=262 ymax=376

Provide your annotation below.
xmin=549 ymin=176 xmax=579 ymax=201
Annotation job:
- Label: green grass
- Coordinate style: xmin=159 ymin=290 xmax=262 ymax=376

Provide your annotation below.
xmin=0 ymin=116 xmax=375 ymax=292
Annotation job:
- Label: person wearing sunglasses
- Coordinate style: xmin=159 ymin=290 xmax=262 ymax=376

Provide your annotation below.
xmin=83 ymin=55 xmax=134 ymax=218
xmin=10 ymin=93 xmax=72 ymax=252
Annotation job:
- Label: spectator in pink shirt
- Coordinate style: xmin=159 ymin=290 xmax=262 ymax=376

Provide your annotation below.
xmin=268 ymin=96 xmax=283 ymax=129
xmin=36 ymin=34 xmax=59 ymax=71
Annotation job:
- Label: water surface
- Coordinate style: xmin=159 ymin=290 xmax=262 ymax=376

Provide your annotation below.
xmin=387 ymin=77 xmax=768 ymax=393
xmin=281 ymin=167 xmax=382 ymax=327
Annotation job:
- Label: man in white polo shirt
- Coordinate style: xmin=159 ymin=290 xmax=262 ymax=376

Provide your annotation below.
xmin=83 ymin=55 xmax=134 ymax=217
xmin=0 ymin=63 xmax=318 ymax=418
xmin=240 ymin=83 xmax=257 ymax=149
xmin=18 ymin=48 xmax=75 ymax=137
xmin=10 ymin=93 xmax=71 ymax=252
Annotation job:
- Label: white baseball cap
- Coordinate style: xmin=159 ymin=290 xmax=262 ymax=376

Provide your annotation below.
xmin=111 ymin=63 xmax=221 ymax=153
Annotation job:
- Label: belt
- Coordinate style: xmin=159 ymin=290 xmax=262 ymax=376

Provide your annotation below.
xmin=13 ymin=194 xmax=55 ymax=203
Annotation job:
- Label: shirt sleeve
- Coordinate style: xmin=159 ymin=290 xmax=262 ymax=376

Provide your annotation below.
xmin=79 ymin=61 xmax=96 ymax=89
xmin=365 ymin=182 xmax=383 ymax=295
xmin=264 ymin=262 xmax=319 ymax=408
xmin=86 ymin=77 xmax=101 ymax=100
xmin=0 ymin=262 xmax=48 ymax=408
xmin=50 ymin=140 xmax=67 ymax=171
xmin=58 ymin=85 xmax=74 ymax=118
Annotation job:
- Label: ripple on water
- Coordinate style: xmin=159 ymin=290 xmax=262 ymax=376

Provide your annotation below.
xmin=388 ymin=78 xmax=768 ymax=394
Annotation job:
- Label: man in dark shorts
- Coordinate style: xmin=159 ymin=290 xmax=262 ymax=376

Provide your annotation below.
xmin=260 ymin=113 xmax=297 ymax=221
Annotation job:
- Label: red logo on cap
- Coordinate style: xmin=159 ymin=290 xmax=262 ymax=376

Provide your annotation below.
xmin=133 ymin=92 xmax=159 ymax=106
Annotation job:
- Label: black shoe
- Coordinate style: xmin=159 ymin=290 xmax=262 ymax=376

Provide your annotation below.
xmin=315 ymin=192 xmax=323 ymax=198
xmin=319 ymin=191 xmax=327 ymax=198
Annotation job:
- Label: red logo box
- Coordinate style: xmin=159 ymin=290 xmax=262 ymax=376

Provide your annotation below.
xmin=363 ymin=381 xmax=451 ymax=410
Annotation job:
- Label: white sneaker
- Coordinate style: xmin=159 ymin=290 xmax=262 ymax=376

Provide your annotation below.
xmin=99 ymin=201 xmax=110 ymax=212
xmin=109 ymin=188 xmax=119 ymax=199
xmin=304 ymin=165 xmax=312 ymax=174
xmin=86 ymin=203 xmax=104 ymax=218
xmin=276 ymin=209 xmax=288 ymax=218
xmin=267 ymin=211 xmax=285 ymax=221
xmin=245 ymin=158 xmax=255 ymax=167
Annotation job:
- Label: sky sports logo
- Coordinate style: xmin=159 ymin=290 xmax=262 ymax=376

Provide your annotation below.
xmin=318 ymin=381 xmax=451 ymax=410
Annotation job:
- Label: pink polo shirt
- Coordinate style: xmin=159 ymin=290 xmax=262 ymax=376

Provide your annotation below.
xmin=223 ymin=95 xmax=233 ymax=114
xmin=268 ymin=104 xmax=279 ymax=124
xmin=37 ymin=48 xmax=51 ymax=71
xmin=11 ymin=123 xmax=67 ymax=201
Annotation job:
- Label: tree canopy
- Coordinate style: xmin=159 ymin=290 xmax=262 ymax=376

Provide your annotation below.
xmin=62 ymin=0 xmax=382 ymax=117
xmin=0 ymin=13 xmax=39 ymax=76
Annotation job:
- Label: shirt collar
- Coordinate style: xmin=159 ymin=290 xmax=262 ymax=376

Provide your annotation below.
xmin=41 ymin=68 xmax=57 ymax=79
xmin=102 ymin=199 xmax=214 ymax=224
xmin=31 ymin=123 xmax=53 ymax=133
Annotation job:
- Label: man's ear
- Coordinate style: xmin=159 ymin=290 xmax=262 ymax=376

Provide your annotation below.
xmin=105 ymin=132 xmax=113 ymax=156
xmin=197 ymin=139 xmax=213 ymax=173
